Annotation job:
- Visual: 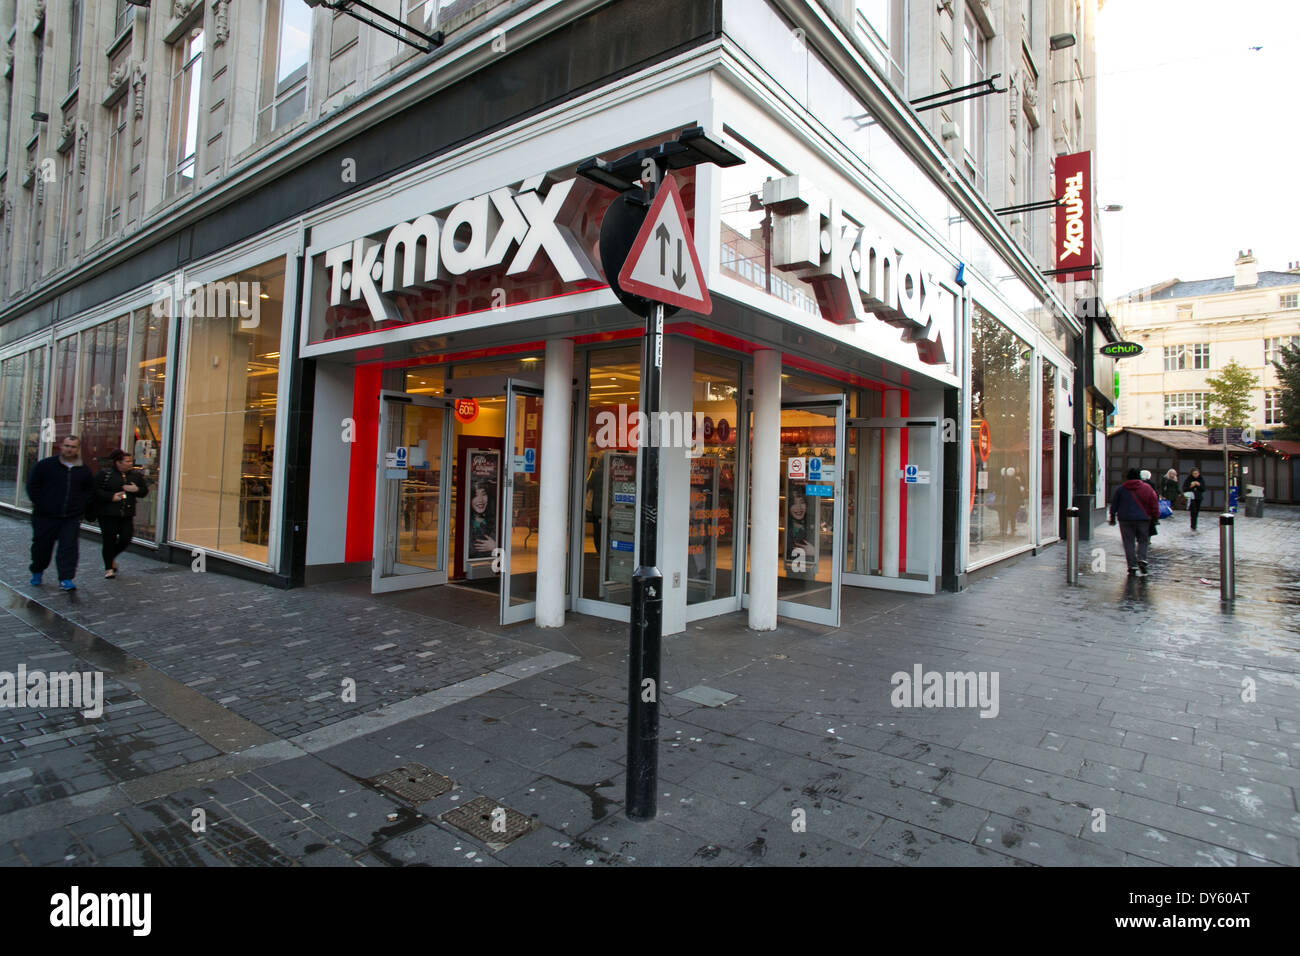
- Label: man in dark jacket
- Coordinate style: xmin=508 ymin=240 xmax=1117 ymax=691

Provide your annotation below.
xmin=95 ymin=449 xmax=149 ymax=579
xmin=1183 ymin=468 xmax=1207 ymax=530
xmin=1109 ymin=467 xmax=1160 ymax=577
xmin=26 ymin=435 xmax=96 ymax=590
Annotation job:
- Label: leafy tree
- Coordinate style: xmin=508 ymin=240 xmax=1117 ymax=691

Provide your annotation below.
xmin=1205 ymin=358 xmax=1259 ymax=497
xmin=1272 ymin=342 xmax=1300 ymax=440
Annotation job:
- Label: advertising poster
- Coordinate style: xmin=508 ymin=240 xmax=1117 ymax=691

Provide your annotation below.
xmin=784 ymin=475 xmax=818 ymax=576
xmin=465 ymin=449 xmax=501 ymax=565
xmin=603 ymin=452 xmax=638 ymax=593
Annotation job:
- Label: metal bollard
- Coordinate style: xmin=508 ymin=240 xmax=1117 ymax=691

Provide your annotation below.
xmin=1219 ymin=513 xmax=1235 ymax=602
xmin=1066 ymin=506 xmax=1080 ymax=585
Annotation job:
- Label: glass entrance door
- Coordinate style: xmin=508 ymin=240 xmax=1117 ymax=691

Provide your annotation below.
xmin=372 ymin=391 xmax=450 ymax=593
xmin=776 ymin=397 xmax=844 ymax=627
xmin=844 ymin=417 xmax=940 ymax=593
xmin=500 ymin=379 xmax=544 ymax=625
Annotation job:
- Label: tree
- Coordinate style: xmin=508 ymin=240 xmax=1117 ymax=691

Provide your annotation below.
xmin=1272 ymin=342 xmax=1300 ymax=440
xmin=1205 ymin=358 xmax=1259 ymax=501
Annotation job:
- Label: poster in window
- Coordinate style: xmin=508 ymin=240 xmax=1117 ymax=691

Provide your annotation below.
xmin=465 ymin=449 xmax=501 ymax=564
xmin=784 ymin=475 xmax=818 ymax=576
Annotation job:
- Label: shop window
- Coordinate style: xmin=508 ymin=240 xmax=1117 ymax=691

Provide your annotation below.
xmin=130 ymin=305 xmax=169 ymax=539
xmin=969 ymin=306 xmax=1032 ymax=566
xmin=258 ymin=0 xmax=312 ymax=138
xmin=0 ymin=355 xmax=23 ymax=505
xmin=582 ymin=346 xmax=642 ymax=607
xmin=17 ymin=346 xmax=48 ymax=509
xmin=165 ymin=25 xmax=204 ymax=199
xmin=1040 ymin=358 xmax=1057 ymax=541
xmin=52 ymin=335 xmax=79 ymax=443
xmin=175 ymin=258 xmax=284 ymax=564
xmin=687 ymin=352 xmax=740 ymax=605
xmin=77 ymin=313 xmax=131 ymax=474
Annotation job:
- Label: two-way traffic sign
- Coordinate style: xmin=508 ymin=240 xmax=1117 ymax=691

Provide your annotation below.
xmin=617 ymin=176 xmax=711 ymax=315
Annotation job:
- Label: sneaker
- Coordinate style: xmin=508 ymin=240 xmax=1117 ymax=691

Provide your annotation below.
xmin=1139 ymin=561 xmax=1149 ymax=574
xmin=1128 ymin=567 xmax=1138 ymax=576
xmin=59 ymin=579 xmax=76 ymax=591
xmin=29 ymin=573 xmax=41 ymax=586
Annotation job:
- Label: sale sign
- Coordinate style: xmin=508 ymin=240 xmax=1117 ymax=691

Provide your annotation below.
xmin=1054 ymin=151 xmax=1093 ymax=282
xmin=454 ymin=397 xmax=479 ymax=423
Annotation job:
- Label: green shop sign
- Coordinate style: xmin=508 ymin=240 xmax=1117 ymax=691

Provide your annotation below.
xmin=1100 ymin=341 xmax=1143 ymax=357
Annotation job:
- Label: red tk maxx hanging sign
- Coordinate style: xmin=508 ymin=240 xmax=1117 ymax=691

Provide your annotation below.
xmin=1054 ymin=150 xmax=1093 ymax=283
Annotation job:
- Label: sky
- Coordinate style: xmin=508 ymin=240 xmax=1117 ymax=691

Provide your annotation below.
xmin=1095 ymin=0 xmax=1300 ymax=298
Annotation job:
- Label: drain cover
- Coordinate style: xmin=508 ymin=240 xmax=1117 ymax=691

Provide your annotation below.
xmin=367 ymin=764 xmax=454 ymax=804
xmin=440 ymin=796 xmax=536 ymax=846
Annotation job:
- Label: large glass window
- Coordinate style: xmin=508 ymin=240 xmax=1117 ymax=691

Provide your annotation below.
xmin=258 ymin=1 xmax=312 ymax=138
xmin=52 ymin=335 xmax=79 ymax=442
xmin=0 ymin=355 xmax=23 ymax=504
xmin=165 ymin=26 xmax=204 ymax=199
xmin=175 ymin=258 xmax=284 ymax=564
xmin=1040 ymin=359 xmax=1057 ymax=542
xmin=687 ymin=352 xmax=740 ymax=605
xmin=969 ymin=306 xmax=1032 ymax=566
xmin=78 ymin=313 xmax=131 ymax=474
xmin=18 ymin=347 xmax=48 ymax=509
xmin=582 ymin=346 xmax=642 ymax=606
xmin=130 ymin=306 xmax=169 ymax=539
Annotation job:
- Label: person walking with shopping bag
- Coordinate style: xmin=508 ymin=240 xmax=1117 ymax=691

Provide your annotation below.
xmin=1110 ymin=467 xmax=1160 ymax=577
xmin=1183 ymin=468 xmax=1207 ymax=530
xmin=95 ymin=449 xmax=149 ymax=578
xmin=1160 ymin=469 xmax=1182 ymax=509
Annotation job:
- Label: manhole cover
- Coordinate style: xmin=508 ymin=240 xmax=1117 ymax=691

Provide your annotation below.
xmin=440 ymin=796 xmax=536 ymax=847
xmin=367 ymin=764 xmax=453 ymax=804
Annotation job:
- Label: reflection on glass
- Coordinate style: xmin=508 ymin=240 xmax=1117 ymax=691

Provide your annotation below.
xmin=506 ymin=390 xmax=542 ymax=607
xmin=777 ymin=405 xmax=838 ymax=608
xmin=176 ymin=258 xmax=283 ymax=564
xmin=130 ymin=307 xmax=168 ymax=539
xmin=688 ymin=352 xmax=740 ymax=604
xmin=18 ymin=348 xmax=47 ymax=509
xmin=969 ymin=305 xmax=1032 ymax=565
xmin=78 ymin=314 xmax=130 ymax=474
xmin=0 ymin=356 xmax=22 ymax=504
xmin=379 ymin=401 xmax=442 ymax=576
xmin=1040 ymin=359 xmax=1057 ymax=541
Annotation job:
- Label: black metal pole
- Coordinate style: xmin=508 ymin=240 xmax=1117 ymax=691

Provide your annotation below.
xmin=626 ymin=165 xmax=665 ymax=821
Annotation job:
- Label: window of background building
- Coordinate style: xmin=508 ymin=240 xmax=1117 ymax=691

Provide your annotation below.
xmin=1191 ymin=343 xmax=1210 ymax=369
xmin=688 ymin=352 xmax=740 ymax=605
xmin=165 ymin=26 xmax=204 ymax=199
xmin=175 ymin=258 xmax=284 ymax=564
xmin=114 ymin=0 xmax=134 ymax=39
xmin=1265 ymin=335 xmax=1299 ymax=365
xmin=405 ymin=0 xmax=438 ymax=31
xmin=969 ymin=306 xmax=1033 ymax=566
xmin=1280 ymin=294 xmax=1298 ymax=310
xmin=258 ymin=0 xmax=312 ymax=138
xmin=1164 ymin=392 xmax=1206 ymax=426
xmin=31 ymin=23 xmax=43 ymax=138
xmin=1021 ymin=115 xmax=1037 ymax=258
xmin=1163 ymin=343 xmax=1209 ymax=372
xmin=1265 ymin=388 xmax=1283 ymax=426
xmin=56 ymin=148 xmax=74 ymax=269
xmin=961 ymin=12 xmax=988 ymax=191
xmin=855 ymin=0 xmax=905 ymax=90
xmin=103 ymin=99 xmax=127 ymax=236
xmin=67 ymin=0 xmax=82 ymax=91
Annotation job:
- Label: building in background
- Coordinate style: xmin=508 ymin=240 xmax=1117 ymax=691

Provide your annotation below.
xmin=0 ymin=0 xmax=1100 ymax=631
xmin=1109 ymin=251 xmax=1300 ymax=437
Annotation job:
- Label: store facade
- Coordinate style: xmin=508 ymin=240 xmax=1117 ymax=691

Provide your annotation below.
xmin=0 ymin=0 xmax=1079 ymax=632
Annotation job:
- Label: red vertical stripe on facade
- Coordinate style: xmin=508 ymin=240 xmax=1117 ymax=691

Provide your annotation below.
xmin=345 ymin=364 xmax=382 ymax=563
xmin=877 ymin=428 xmax=885 ymax=572
xmin=899 ymin=392 xmax=909 ymax=573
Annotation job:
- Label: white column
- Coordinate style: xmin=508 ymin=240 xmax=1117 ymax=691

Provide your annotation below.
xmin=749 ymin=349 xmax=781 ymax=631
xmin=882 ymin=389 xmax=901 ymax=577
xmin=535 ymin=338 xmax=573 ymax=628
xmin=656 ymin=337 xmax=693 ymax=635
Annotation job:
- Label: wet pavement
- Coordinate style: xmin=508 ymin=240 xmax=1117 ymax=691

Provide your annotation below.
xmin=0 ymin=507 xmax=1296 ymax=866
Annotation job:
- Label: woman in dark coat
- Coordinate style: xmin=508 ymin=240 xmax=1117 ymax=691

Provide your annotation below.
xmin=95 ymin=450 xmax=149 ymax=578
xmin=1182 ymin=468 xmax=1207 ymax=531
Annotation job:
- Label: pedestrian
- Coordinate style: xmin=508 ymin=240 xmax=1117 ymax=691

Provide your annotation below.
xmin=26 ymin=435 xmax=96 ymax=591
xmin=1109 ymin=467 xmax=1160 ymax=577
xmin=95 ymin=449 xmax=149 ymax=579
xmin=999 ymin=466 xmax=1025 ymax=536
xmin=1183 ymin=467 xmax=1207 ymax=530
xmin=1140 ymin=469 xmax=1158 ymax=498
xmin=1159 ymin=468 xmax=1182 ymax=508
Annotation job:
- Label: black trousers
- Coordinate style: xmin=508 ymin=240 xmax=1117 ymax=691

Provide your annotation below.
xmin=99 ymin=515 xmax=135 ymax=570
xmin=1188 ymin=498 xmax=1202 ymax=529
xmin=30 ymin=514 xmax=82 ymax=581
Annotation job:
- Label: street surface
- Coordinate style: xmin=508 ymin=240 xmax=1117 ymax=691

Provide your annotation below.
xmin=1 ymin=507 xmax=1296 ymax=866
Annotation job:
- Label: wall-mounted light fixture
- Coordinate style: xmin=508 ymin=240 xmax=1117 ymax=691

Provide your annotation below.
xmin=1050 ymin=33 xmax=1077 ymax=51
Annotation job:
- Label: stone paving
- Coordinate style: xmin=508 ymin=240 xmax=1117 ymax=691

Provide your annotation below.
xmin=0 ymin=507 xmax=1296 ymax=867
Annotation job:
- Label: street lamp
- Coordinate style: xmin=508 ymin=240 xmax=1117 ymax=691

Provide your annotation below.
xmin=576 ymin=127 xmax=743 ymax=822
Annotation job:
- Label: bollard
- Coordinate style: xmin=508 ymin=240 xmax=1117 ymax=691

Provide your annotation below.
xmin=1066 ymin=506 xmax=1080 ymax=585
xmin=1219 ymin=513 xmax=1235 ymax=602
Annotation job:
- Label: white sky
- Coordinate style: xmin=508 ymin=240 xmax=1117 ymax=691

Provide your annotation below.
xmin=1096 ymin=0 xmax=1300 ymax=297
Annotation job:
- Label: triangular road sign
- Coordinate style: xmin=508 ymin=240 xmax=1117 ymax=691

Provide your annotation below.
xmin=617 ymin=176 xmax=711 ymax=314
